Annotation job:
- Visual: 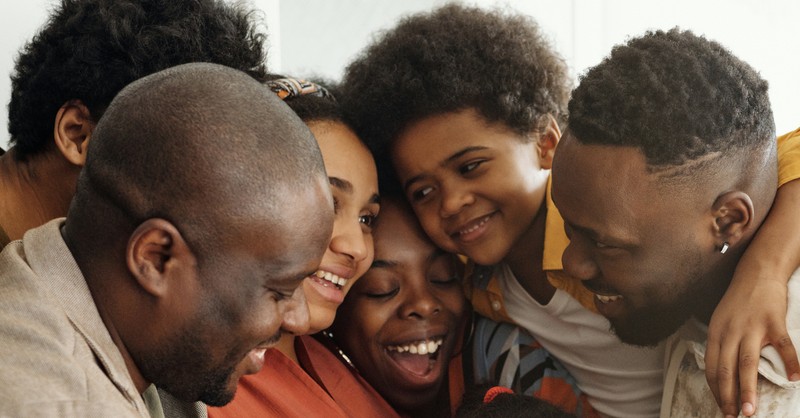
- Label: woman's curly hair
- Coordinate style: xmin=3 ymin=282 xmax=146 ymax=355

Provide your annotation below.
xmin=339 ymin=3 xmax=571 ymax=164
xmin=8 ymin=0 xmax=269 ymax=160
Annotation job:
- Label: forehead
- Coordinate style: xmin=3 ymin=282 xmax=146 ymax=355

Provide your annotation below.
xmin=391 ymin=109 xmax=517 ymax=172
xmin=373 ymin=201 xmax=432 ymax=258
xmin=310 ymin=121 xmax=378 ymax=196
xmin=552 ymin=140 xmax=659 ymax=241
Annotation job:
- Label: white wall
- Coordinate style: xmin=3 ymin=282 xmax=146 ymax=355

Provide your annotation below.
xmin=1 ymin=0 xmax=798 ymax=151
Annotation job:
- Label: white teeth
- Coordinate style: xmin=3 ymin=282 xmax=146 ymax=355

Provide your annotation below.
xmin=387 ymin=338 xmax=444 ymax=355
xmin=596 ymin=294 xmax=623 ymax=303
xmin=459 ymin=216 xmax=491 ymax=236
xmin=312 ymin=270 xmax=348 ymax=288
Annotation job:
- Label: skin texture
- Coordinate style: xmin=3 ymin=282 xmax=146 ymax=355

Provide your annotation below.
xmin=331 ymin=198 xmax=466 ymax=417
xmin=706 ymin=178 xmax=800 ymax=416
xmin=302 ymin=121 xmax=380 ymax=334
xmin=62 ymin=63 xmax=334 ymax=406
xmin=391 ymin=109 xmax=559 ymax=304
xmin=0 ymin=0 xmax=269 ymax=242
xmin=552 ymin=140 xmax=730 ymax=345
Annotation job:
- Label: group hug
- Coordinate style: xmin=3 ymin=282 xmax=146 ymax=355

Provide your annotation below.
xmin=0 ymin=0 xmax=798 ymax=417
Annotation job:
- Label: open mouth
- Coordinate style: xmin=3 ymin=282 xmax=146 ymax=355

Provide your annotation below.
xmin=384 ymin=336 xmax=445 ymax=377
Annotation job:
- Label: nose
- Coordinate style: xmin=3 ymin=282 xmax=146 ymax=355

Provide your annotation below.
xmin=439 ymin=182 xmax=474 ymax=218
xmin=399 ymin=281 xmax=442 ymax=319
xmin=561 ymin=237 xmax=599 ymax=282
xmin=328 ymin=217 xmax=369 ymax=263
xmin=278 ymin=285 xmax=310 ymax=335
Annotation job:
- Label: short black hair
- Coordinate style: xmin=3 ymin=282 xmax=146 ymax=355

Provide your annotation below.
xmin=567 ymin=28 xmax=774 ymax=175
xmin=8 ymin=0 xmax=268 ymax=160
xmin=339 ymin=3 xmax=571 ymax=164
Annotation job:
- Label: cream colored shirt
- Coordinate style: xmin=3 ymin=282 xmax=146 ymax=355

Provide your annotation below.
xmin=660 ymin=269 xmax=800 ymax=417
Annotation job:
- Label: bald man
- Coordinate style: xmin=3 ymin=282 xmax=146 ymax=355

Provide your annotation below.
xmin=0 ymin=63 xmax=333 ymax=417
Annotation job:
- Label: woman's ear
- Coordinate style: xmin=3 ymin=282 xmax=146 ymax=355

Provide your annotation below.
xmin=711 ymin=191 xmax=754 ymax=250
xmin=54 ymin=100 xmax=95 ymax=166
xmin=126 ymin=218 xmax=196 ymax=298
xmin=535 ymin=115 xmax=561 ymax=170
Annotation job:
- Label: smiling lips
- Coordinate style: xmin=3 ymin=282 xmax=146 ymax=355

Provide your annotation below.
xmin=384 ymin=336 xmax=446 ymax=377
xmin=313 ymin=270 xmax=348 ymax=288
xmin=386 ymin=337 xmax=444 ymax=355
xmin=452 ymin=213 xmax=493 ymax=243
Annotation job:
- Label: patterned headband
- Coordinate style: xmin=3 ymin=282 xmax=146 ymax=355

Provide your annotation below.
xmin=266 ymin=77 xmax=335 ymax=101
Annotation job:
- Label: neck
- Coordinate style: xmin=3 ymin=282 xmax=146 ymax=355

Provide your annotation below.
xmin=0 ymin=147 xmax=80 ymax=240
xmin=694 ymin=251 xmax=743 ymax=325
xmin=504 ymin=200 xmax=554 ymax=304
xmin=275 ymin=333 xmax=298 ymax=363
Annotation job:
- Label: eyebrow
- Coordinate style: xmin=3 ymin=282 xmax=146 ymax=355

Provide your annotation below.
xmin=329 ymin=177 xmax=380 ymax=205
xmin=329 ymin=176 xmax=352 ymax=193
xmin=402 ymin=145 xmax=489 ymax=192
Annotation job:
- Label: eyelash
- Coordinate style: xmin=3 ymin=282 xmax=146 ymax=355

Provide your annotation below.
xmin=459 ymin=159 xmax=485 ymax=174
xmin=360 ymin=213 xmax=377 ymax=229
xmin=365 ymin=287 xmax=398 ymax=299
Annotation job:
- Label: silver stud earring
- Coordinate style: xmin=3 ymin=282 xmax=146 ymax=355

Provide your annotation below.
xmin=720 ymin=242 xmax=729 ymax=254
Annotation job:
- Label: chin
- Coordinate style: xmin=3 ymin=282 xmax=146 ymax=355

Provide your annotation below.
xmin=609 ymin=315 xmax=687 ymax=347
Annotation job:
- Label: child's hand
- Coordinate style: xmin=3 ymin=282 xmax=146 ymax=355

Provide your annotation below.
xmin=705 ymin=267 xmax=799 ymax=417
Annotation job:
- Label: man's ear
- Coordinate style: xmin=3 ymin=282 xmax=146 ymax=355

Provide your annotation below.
xmin=711 ymin=191 xmax=754 ymax=249
xmin=54 ymin=100 xmax=95 ymax=166
xmin=126 ymin=218 xmax=196 ymax=298
xmin=535 ymin=114 xmax=561 ymax=170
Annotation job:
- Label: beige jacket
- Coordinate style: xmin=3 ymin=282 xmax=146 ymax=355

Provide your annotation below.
xmin=0 ymin=219 xmax=203 ymax=418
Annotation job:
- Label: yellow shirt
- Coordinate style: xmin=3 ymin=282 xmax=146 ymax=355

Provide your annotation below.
xmin=469 ymin=127 xmax=800 ymax=321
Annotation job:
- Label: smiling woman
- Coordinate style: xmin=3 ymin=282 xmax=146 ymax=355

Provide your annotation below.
xmin=207 ymin=77 xmax=396 ymax=418
xmin=330 ymin=195 xmax=469 ymax=417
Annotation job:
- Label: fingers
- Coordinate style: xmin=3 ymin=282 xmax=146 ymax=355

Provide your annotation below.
xmin=773 ymin=331 xmax=800 ymax=383
xmin=737 ymin=335 xmax=763 ymax=416
xmin=712 ymin=336 xmax=741 ymax=418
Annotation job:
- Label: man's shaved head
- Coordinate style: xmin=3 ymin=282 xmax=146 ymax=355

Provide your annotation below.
xmin=73 ymin=62 xmax=326 ymax=253
xmin=63 ymin=62 xmax=333 ymax=404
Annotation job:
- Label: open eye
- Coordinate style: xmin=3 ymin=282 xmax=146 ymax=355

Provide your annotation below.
xmin=359 ymin=213 xmax=377 ymax=229
xmin=459 ymin=160 xmax=485 ymax=175
xmin=411 ymin=186 xmax=434 ymax=202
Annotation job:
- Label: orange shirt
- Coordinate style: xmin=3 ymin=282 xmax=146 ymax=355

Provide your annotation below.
xmin=208 ymin=335 xmax=399 ymax=418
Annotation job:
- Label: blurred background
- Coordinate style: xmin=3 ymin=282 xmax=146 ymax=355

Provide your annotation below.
xmin=2 ymin=0 xmax=798 ymax=150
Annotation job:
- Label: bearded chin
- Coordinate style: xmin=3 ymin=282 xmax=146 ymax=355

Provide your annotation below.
xmin=608 ymin=300 xmax=697 ymax=347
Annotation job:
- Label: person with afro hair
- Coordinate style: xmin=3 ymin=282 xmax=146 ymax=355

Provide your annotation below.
xmin=340 ymin=3 xmax=800 ymax=417
xmin=553 ymin=28 xmax=800 ymax=417
xmin=0 ymin=0 xmax=269 ymax=247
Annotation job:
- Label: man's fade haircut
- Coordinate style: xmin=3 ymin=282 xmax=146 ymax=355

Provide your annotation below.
xmin=72 ymin=63 xmax=325 ymax=261
xmin=7 ymin=0 xmax=268 ymax=160
xmin=339 ymin=3 xmax=571 ymax=166
xmin=567 ymin=28 xmax=775 ymax=178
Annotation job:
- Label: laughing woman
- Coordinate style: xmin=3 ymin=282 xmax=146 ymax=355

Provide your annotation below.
xmin=328 ymin=195 xmax=470 ymax=418
xmin=208 ymin=78 xmax=398 ymax=418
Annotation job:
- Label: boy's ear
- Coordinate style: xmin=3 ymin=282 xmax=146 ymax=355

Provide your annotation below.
xmin=535 ymin=115 xmax=561 ymax=169
xmin=711 ymin=191 xmax=754 ymax=250
xmin=126 ymin=218 xmax=196 ymax=298
xmin=54 ymin=100 xmax=95 ymax=167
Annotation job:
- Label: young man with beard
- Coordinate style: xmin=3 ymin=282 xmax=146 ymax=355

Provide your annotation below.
xmin=552 ymin=29 xmax=800 ymax=417
xmin=0 ymin=63 xmax=333 ymax=417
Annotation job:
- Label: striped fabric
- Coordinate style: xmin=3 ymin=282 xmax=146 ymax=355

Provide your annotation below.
xmin=472 ymin=315 xmax=600 ymax=417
